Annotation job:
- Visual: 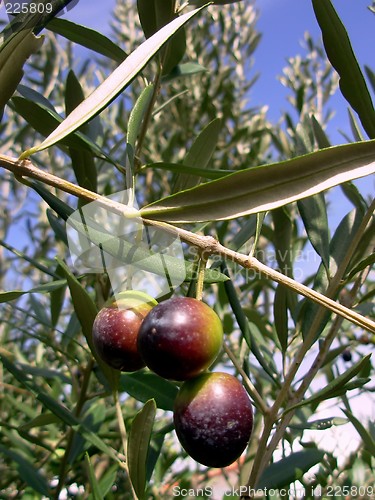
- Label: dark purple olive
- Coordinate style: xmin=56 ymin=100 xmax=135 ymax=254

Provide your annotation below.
xmin=137 ymin=297 xmax=223 ymax=381
xmin=342 ymin=349 xmax=352 ymax=363
xmin=173 ymin=372 xmax=254 ymax=467
xmin=92 ymin=291 xmax=157 ymax=372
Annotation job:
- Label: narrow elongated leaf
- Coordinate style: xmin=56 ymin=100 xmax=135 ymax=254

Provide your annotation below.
xmin=300 ymin=208 xmax=363 ymax=339
xmin=289 ymin=416 xmax=348 ymax=431
xmin=312 ymin=0 xmax=375 ymax=138
xmin=174 ymin=118 xmax=222 ymax=191
xmin=128 ymin=399 xmax=157 ymax=500
xmin=0 ymin=28 xmax=43 ymax=113
xmin=162 ymin=62 xmax=208 ymax=82
xmin=19 ymin=412 xmax=60 ymax=431
xmin=348 ymin=108 xmax=366 ymax=142
xmin=55 ymin=259 xmax=97 ymax=351
xmin=311 ymin=115 xmax=331 ymax=149
xmin=47 ymin=18 xmax=127 ymax=62
xmin=85 ymin=453 xmax=104 ymax=500
xmin=127 ymin=84 xmax=155 ymax=150
xmin=137 ymin=0 xmax=186 ymax=75
xmin=346 ymin=252 xmax=375 ymax=280
xmin=120 ymin=372 xmax=178 ymax=411
xmin=221 ymin=262 xmax=280 ymax=385
xmin=142 ymin=161 xmax=230 ymax=179
xmin=88 ymin=464 xmax=118 ymax=500
xmin=140 ymin=140 xmax=375 ymax=222
xmin=47 ymin=209 xmax=69 ymax=245
xmin=0 ymin=279 xmax=66 ymax=303
xmin=69 ymin=402 xmax=106 ymax=464
xmin=12 ymin=96 xmax=113 ymax=164
xmin=65 ymin=70 xmax=97 ymax=192
xmin=257 ymin=449 xmax=325 ymax=489
xmin=365 ymin=65 xmax=375 ymax=94
xmin=0 ymin=237 xmax=56 ymax=277
xmin=0 ymin=444 xmax=50 ymax=496
xmin=0 ymin=0 xmax=80 ymax=117
xmin=342 ymin=408 xmax=375 ymax=456
xmin=31 ymin=180 xmax=74 ymax=221
xmin=274 ymin=284 xmax=288 ymax=352
xmin=20 ymin=6 xmax=206 ymax=158
xmin=56 ymin=258 xmax=119 ymax=389
xmin=298 ymin=193 xmax=330 ymax=271
xmin=191 ymin=0 xmax=243 ymax=4
xmin=284 ymin=354 xmax=371 ymax=413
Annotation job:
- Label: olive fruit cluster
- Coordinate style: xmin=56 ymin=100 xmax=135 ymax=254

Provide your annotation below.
xmin=92 ymin=294 xmax=253 ymax=467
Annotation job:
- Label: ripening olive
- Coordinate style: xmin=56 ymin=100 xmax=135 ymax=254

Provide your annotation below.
xmin=92 ymin=291 xmax=157 ymax=372
xmin=173 ymin=372 xmax=254 ymax=467
xmin=137 ymin=297 xmax=223 ymax=381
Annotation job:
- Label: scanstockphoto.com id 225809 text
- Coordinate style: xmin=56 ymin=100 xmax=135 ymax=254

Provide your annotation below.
xmin=171 ymin=484 xmax=375 ymax=498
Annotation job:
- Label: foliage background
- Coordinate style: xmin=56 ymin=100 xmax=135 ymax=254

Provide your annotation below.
xmin=0 ymin=0 xmax=374 ymax=498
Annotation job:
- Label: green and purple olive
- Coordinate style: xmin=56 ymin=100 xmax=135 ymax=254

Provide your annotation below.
xmin=92 ymin=291 xmax=157 ymax=372
xmin=173 ymin=372 xmax=254 ymax=468
xmin=137 ymin=297 xmax=223 ymax=381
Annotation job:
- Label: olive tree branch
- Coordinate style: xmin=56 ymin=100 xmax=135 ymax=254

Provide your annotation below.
xmin=1 ymin=153 xmax=374 ymax=335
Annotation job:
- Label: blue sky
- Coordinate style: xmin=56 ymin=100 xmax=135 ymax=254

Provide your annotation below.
xmin=55 ymin=0 xmax=375 ymax=143
xmin=254 ymin=0 xmax=375 ymax=137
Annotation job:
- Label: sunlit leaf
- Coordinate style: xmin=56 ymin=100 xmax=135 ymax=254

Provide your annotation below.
xmin=0 ymin=28 xmax=43 ymax=114
xmin=20 ymin=6 xmax=206 ymax=158
xmin=127 ymin=84 xmax=155 ymax=151
xmin=141 ymin=140 xmax=375 ymax=222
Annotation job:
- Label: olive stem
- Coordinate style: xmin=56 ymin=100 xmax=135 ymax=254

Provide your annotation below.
xmin=223 ymin=342 xmax=268 ymax=415
xmin=195 ymin=251 xmax=208 ymax=301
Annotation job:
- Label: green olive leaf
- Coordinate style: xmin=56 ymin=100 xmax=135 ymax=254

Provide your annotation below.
xmin=141 ymin=140 xmax=375 ymax=222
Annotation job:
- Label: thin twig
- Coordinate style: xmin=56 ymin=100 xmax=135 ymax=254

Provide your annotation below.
xmin=223 ymin=342 xmax=268 ymax=415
